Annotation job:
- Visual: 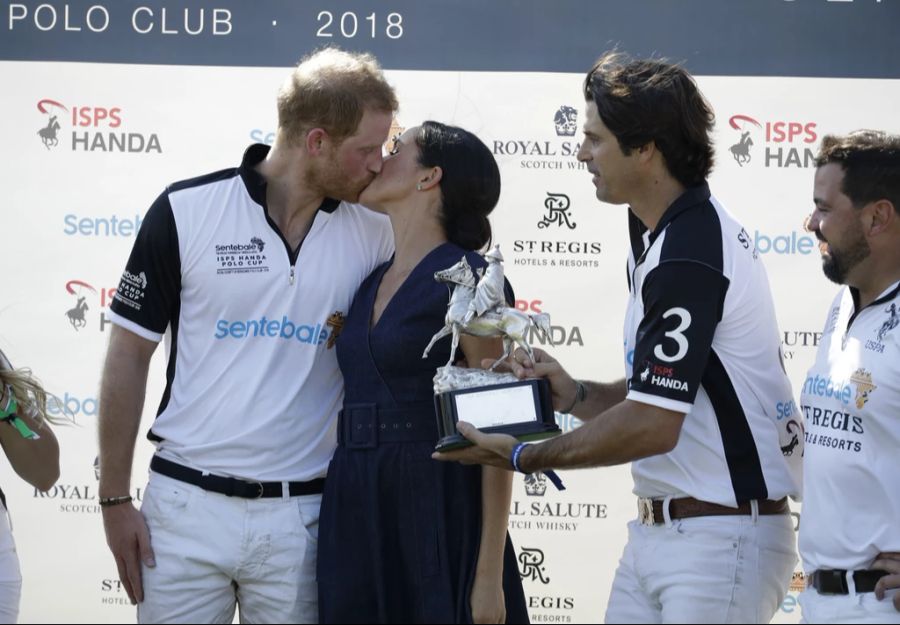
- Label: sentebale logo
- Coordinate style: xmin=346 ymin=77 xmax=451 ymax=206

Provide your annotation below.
xmin=215 ymin=316 xmax=330 ymax=345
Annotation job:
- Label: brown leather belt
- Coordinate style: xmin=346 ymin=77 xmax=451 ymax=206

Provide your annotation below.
xmin=638 ymin=496 xmax=790 ymax=525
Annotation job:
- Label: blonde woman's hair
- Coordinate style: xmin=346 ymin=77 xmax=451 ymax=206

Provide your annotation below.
xmin=0 ymin=351 xmax=69 ymax=427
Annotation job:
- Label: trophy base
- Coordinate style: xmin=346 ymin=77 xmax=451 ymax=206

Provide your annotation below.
xmin=434 ymin=424 xmax=561 ymax=453
xmin=433 ymin=377 xmax=561 ymax=452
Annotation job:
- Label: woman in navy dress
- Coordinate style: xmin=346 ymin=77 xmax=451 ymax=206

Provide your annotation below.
xmin=317 ymin=121 xmax=529 ymax=624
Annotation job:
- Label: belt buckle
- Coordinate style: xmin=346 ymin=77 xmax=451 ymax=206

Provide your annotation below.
xmin=343 ymin=403 xmax=378 ymax=450
xmin=638 ymin=498 xmax=656 ymax=526
xmin=809 ymin=569 xmax=849 ymax=595
xmin=248 ymin=480 xmax=264 ymax=499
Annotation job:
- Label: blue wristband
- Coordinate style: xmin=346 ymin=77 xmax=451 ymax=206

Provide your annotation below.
xmin=511 ymin=443 xmax=566 ymax=491
xmin=510 ymin=442 xmax=529 ymax=473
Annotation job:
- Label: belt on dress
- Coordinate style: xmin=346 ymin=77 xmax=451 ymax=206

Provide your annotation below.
xmin=808 ymin=569 xmax=888 ymax=594
xmin=337 ymin=401 xmax=438 ymax=449
xmin=637 ymin=496 xmax=790 ymax=525
xmin=149 ymin=456 xmax=324 ymax=499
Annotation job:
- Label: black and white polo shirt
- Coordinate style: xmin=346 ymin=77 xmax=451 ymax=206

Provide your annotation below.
xmin=623 ymin=183 xmax=802 ymax=507
xmin=108 ymin=144 xmax=394 ymax=482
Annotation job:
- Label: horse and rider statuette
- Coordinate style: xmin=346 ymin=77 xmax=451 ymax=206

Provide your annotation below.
xmin=423 ymin=245 xmax=554 ymax=393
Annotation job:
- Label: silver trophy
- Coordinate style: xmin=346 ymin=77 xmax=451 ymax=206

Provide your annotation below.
xmin=423 ymin=245 xmax=561 ymax=451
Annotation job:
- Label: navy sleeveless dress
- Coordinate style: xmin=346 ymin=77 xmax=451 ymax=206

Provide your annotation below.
xmin=317 ymin=242 xmax=529 ymax=624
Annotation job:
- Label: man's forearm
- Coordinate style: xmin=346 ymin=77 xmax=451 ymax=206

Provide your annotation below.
xmin=523 ymin=399 xmax=683 ymax=472
xmin=98 ymin=328 xmax=154 ymax=497
xmin=570 ymin=378 xmax=628 ymax=421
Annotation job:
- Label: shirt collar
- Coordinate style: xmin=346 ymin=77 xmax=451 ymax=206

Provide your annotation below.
xmin=646 ymin=181 xmax=711 ymax=245
xmin=238 ymin=143 xmax=340 ymax=214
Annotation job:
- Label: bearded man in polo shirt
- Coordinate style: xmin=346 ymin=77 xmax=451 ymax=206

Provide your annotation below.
xmin=97 ymin=47 xmax=396 ymax=624
xmin=799 ymin=130 xmax=900 ymax=623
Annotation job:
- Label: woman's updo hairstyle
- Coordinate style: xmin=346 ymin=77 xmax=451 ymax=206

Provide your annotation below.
xmin=415 ymin=121 xmax=500 ymax=250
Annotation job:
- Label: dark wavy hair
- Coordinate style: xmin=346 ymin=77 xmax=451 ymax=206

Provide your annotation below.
xmin=583 ymin=52 xmax=715 ymax=187
xmin=415 ymin=121 xmax=499 ymax=250
xmin=815 ymin=130 xmax=900 ymax=214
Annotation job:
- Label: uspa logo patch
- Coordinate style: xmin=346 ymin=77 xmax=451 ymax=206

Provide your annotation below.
xmin=877 ymin=302 xmax=898 ymax=342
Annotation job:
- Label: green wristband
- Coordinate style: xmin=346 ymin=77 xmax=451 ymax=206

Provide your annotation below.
xmin=1 ymin=385 xmax=40 ymax=440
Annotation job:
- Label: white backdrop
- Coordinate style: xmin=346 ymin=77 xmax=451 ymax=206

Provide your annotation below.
xmin=1 ymin=55 xmax=899 ymax=623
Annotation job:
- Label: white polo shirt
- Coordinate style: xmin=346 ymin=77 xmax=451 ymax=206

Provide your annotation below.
xmin=108 ymin=144 xmax=393 ymax=482
xmin=799 ymin=280 xmax=900 ymax=572
xmin=623 ymin=183 xmax=802 ymax=507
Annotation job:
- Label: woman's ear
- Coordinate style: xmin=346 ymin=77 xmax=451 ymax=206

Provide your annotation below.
xmin=419 ymin=166 xmax=442 ymax=191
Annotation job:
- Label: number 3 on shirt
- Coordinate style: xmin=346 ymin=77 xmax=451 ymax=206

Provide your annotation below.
xmin=653 ymin=307 xmax=691 ymax=363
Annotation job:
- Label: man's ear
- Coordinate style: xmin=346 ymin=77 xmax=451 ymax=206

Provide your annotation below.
xmin=866 ymin=198 xmax=897 ymax=237
xmin=306 ymin=128 xmax=329 ymax=156
xmin=636 ymin=141 xmax=656 ymax=163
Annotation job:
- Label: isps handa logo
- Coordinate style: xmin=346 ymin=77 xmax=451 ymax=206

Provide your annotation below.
xmin=728 ymin=114 xmax=818 ymax=169
xmin=515 ymin=299 xmax=584 ymax=348
xmin=638 ymin=360 xmax=689 ymax=392
xmin=492 ymin=105 xmax=586 ymax=172
xmin=64 ymin=280 xmax=117 ymax=333
xmin=36 ymin=98 xmax=162 ymax=153
xmin=215 ymin=236 xmax=269 ymax=275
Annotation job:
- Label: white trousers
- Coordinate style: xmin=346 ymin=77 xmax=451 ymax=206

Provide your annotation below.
xmin=0 ymin=506 xmax=21 ymax=624
xmin=137 ymin=472 xmax=321 ymax=624
xmin=799 ymin=585 xmax=900 ymax=623
xmin=605 ymin=512 xmax=797 ymax=624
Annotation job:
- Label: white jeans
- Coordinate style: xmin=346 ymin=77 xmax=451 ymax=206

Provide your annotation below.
xmin=137 ymin=472 xmax=321 ymax=624
xmin=0 ymin=506 xmax=21 ymax=624
xmin=799 ymin=586 xmax=900 ymax=623
xmin=605 ymin=512 xmax=797 ymax=623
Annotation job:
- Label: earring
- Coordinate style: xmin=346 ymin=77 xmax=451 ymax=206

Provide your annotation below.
xmin=416 ymin=183 xmax=423 ymax=191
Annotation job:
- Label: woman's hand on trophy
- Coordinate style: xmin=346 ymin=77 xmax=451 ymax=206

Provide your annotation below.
xmin=431 ymin=422 xmax=518 ymax=470
xmin=481 ymin=348 xmax=578 ymax=412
